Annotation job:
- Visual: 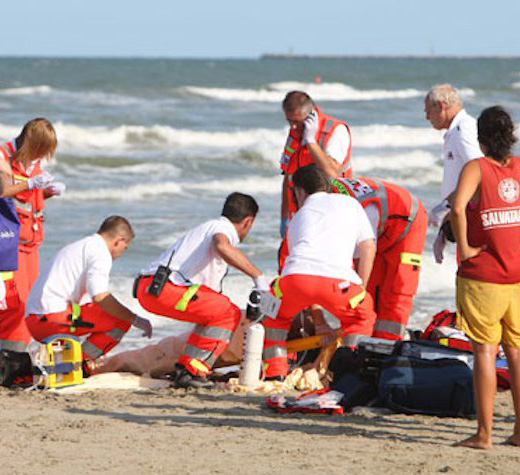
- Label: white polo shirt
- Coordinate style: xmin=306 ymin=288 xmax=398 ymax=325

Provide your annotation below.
xmin=325 ymin=124 xmax=350 ymax=164
xmin=282 ymin=192 xmax=375 ymax=284
xmin=441 ymin=109 xmax=482 ymax=199
xmin=141 ymin=216 xmax=239 ymax=292
xmin=26 ymin=234 xmax=112 ymax=315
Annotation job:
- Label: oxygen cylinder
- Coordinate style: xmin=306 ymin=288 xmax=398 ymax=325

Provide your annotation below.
xmin=239 ymin=322 xmax=265 ymax=387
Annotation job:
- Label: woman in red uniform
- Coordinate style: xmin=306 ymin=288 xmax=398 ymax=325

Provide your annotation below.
xmin=0 ymin=118 xmax=60 ymax=348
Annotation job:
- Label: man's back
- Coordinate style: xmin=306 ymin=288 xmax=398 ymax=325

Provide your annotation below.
xmin=26 ymin=234 xmax=112 ymax=315
xmin=283 ymin=192 xmax=374 ymax=283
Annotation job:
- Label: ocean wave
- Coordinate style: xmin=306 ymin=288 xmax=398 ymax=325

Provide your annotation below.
xmin=0 ymin=85 xmax=53 ymax=96
xmin=354 ymin=124 xmax=443 ymax=148
xmin=62 ymin=181 xmax=183 ymax=201
xmin=0 ymin=84 xmax=153 ymax=107
xmin=185 ymin=80 xmax=425 ymax=102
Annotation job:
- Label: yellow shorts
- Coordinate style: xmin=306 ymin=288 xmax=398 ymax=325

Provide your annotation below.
xmin=456 ymin=276 xmax=520 ymax=347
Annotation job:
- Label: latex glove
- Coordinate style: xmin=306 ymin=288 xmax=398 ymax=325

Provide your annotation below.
xmin=133 ymin=315 xmax=152 ymax=338
xmin=44 ymin=181 xmax=66 ymax=197
xmin=433 ymin=228 xmax=446 ymax=264
xmin=27 ymin=171 xmax=54 ymax=190
xmin=0 ymin=279 xmax=6 ymax=311
xmin=301 ymin=110 xmax=319 ymax=146
xmin=279 ymin=217 xmax=288 ymax=238
xmin=253 ymin=274 xmax=270 ymax=292
xmin=428 ymin=200 xmax=449 ymax=227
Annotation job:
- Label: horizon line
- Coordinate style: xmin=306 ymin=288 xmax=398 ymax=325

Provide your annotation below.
xmin=0 ymin=53 xmax=519 ymax=60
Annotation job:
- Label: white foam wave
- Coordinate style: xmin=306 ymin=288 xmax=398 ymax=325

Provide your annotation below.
xmin=0 ymin=84 xmax=152 ymax=108
xmin=511 ymin=82 xmax=520 ymax=89
xmin=0 ymin=85 xmax=53 ymax=96
xmin=53 ymin=123 xmax=284 ymax=155
xmin=187 ymin=175 xmax=283 ymax=195
xmin=354 ymin=149 xmax=440 ymax=174
xmin=186 ymin=81 xmax=425 ymax=102
xmin=63 ymin=181 xmax=183 ymax=201
xmin=354 ymin=124 xmax=443 ymax=148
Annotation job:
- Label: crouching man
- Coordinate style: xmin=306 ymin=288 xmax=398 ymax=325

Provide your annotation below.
xmin=263 ymin=164 xmax=377 ymax=380
xmin=136 ymin=192 xmax=268 ymax=389
xmin=25 ymin=216 xmax=152 ymax=375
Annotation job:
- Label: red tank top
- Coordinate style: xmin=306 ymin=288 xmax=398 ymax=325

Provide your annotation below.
xmin=458 ymin=156 xmax=520 ymax=284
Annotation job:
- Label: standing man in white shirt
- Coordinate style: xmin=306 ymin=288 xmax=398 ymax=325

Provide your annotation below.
xmin=26 ymin=216 xmax=152 ymax=375
xmin=424 ymin=84 xmax=482 ymax=262
xmin=279 ymin=91 xmax=353 ymax=238
xmin=263 ymin=165 xmax=376 ymax=381
xmin=136 ymin=192 xmax=268 ymax=389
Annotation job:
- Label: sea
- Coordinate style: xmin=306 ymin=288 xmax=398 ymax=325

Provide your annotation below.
xmin=1 ymin=56 xmax=519 ymax=352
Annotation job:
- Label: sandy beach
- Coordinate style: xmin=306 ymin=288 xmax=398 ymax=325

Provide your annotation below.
xmin=1 ymin=384 xmax=518 ymax=475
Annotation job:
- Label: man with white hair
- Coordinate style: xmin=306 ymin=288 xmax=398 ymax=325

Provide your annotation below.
xmin=424 ymin=84 xmax=482 ymax=262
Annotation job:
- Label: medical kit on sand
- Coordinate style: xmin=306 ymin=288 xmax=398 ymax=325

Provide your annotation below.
xmin=330 ymin=339 xmax=476 ymax=418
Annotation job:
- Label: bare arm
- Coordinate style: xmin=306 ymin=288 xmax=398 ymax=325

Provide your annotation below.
xmin=356 ymin=238 xmax=376 ymax=287
xmin=92 ymin=292 xmax=136 ymax=323
xmin=451 ymin=160 xmax=484 ymax=261
xmin=213 ymin=233 xmax=262 ymax=279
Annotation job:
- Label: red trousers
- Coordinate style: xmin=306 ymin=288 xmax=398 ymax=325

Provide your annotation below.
xmin=137 ymin=276 xmax=241 ymax=376
xmin=263 ymin=274 xmax=376 ymax=378
xmin=26 ymin=303 xmax=131 ymax=361
xmin=0 ymin=278 xmax=31 ymax=351
xmin=369 ymin=205 xmax=428 ymax=340
xmin=14 ymin=245 xmax=39 ymax=305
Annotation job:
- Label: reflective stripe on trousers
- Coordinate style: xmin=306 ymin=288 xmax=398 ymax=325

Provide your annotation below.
xmin=373 ymin=319 xmax=407 ymax=338
xmin=0 ymin=338 xmax=27 ymax=352
xmin=263 ymin=327 xmax=288 ymax=362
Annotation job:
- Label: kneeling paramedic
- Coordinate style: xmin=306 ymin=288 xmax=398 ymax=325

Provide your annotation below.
xmin=25 ymin=216 xmax=152 ymax=374
xmin=263 ymin=164 xmax=377 ymax=380
xmin=331 ymin=177 xmax=427 ymax=340
xmin=136 ymin=192 xmax=268 ymax=389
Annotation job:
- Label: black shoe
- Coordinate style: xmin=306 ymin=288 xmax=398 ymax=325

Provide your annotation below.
xmin=172 ymin=364 xmax=214 ymax=389
xmin=0 ymin=350 xmax=33 ymax=388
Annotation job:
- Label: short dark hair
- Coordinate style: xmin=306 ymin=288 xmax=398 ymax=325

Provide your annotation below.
xmin=221 ymin=192 xmax=259 ymax=223
xmin=98 ymin=215 xmax=134 ymax=240
xmin=478 ymin=106 xmax=517 ymax=163
xmin=282 ymin=91 xmax=315 ymax=114
xmin=292 ymin=164 xmax=332 ymax=195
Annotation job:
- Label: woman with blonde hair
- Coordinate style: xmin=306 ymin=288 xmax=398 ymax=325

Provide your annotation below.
xmin=0 ymin=118 xmax=63 ymax=354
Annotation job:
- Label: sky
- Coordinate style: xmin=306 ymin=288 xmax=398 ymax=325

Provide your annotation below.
xmin=2 ymin=0 xmax=520 ymax=58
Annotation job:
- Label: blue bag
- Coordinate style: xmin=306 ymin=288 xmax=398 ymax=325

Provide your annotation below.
xmin=378 ymin=341 xmax=475 ymax=418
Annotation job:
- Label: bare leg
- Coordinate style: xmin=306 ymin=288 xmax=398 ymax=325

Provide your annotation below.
xmin=503 ymin=345 xmax=520 ymax=446
xmin=455 ymin=342 xmax=497 ymax=449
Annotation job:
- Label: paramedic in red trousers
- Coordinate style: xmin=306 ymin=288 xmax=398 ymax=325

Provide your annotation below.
xmin=263 ymin=165 xmax=376 ymax=380
xmin=331 ymin=177 xmax=427 ymax=340
xmin=25 ymin=216 xmax=152 ymax=374
xmin=136 ymin=192 xmax=269 ymax=389
xmin=279 ymin=91 xmax=352 ymax=238
xmin=452 ymin=106 xmax=520 ymax=449
xmin=0 ymin=160 xmax=22 ymax=352
xmin=424 ymin=85 xmax=481 ymax=263
xmin=0 ymin=118 xmax=65 ymax=350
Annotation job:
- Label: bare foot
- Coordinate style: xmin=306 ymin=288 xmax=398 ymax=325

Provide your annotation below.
xmin=454 ymin=434 xmax=492 ymax=449
xmin=505 ymin=434 xmax=520 ymax=446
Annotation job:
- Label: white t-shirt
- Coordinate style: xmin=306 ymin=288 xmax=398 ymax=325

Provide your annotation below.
xmin=26 ymin=234 xmax=112 ymax=315
xmin=325 ymin=124 xmax=350 ymax=164
xmin=141 ymin=216 xmax=239 ymax=292
xmin=283 ymin=192 xmax=375 ymax=284
xmin=441 ymin=109 xmax=482 ymax=199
